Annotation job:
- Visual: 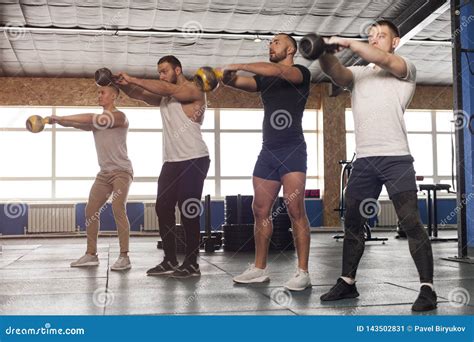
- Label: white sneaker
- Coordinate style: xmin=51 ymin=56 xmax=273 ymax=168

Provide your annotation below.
xmin=110 ymin=256 xmax=131 ymax=271
xmin=284 ymin=268 xmax=311 ymax=291
xmin=70 ymin=254 xmax=99 ymax=267
xmin=233 ymin=264 xmax=270 ymax=284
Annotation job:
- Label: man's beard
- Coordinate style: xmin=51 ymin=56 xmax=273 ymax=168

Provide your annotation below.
xmin=269 ymin=52 xmax=285 ymax=63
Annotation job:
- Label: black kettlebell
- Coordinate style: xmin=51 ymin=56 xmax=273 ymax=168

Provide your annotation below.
xmin=299 ymin=33 xmax=340 ymax=60
xmin=95 ymin=67 xmax=118 ymax=86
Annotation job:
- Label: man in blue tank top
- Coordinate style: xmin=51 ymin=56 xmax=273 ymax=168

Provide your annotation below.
xmin=223 ymin=33 xmax=312 ymax=291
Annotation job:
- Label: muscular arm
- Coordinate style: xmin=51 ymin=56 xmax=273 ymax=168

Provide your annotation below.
xmin=130 ymin=78 xmax=202 ymax=103
xmin=222 ymin=62 xmax=305 ymax=92
xmin=118 ymin=84 xmax=162 ymax=106
xmin=222 ymin=71 xmax=259 ymax=92
xmin=238 ymin=62 xmax=304 ymax=84
xmin=319 ymin=53 xmax=353 ymax=88
xmin=52 ymin=111 xmax=126 ymax=131
xmin=348 ymin=40 xmax=408 ymax=78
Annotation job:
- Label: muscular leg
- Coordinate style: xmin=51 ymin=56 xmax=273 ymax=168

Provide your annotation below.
xmin=281 ymin=171 xmax=310 ymax=271
xmin=252 ymin=176 xmax=281 ymax=269
xmin=391 ymin=191 xmax=433 ymax=283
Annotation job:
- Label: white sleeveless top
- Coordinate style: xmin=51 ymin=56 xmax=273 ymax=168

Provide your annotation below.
xmin=160 ymin=96 xmax=209 ymax=162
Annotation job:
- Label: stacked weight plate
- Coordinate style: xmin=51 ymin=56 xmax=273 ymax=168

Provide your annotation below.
xmin=269 ymin=197 xmax=294 ymax=251
xmin=224 ymin=195 xmax=254 ymax=225
xmin=223 ymin=195 xmax=255 ymax=252
xmin=223 ymin=195 xmax=295 ymax=252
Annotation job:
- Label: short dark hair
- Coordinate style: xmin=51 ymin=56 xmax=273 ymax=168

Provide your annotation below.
xmin=276 ymin=33 xmax=297 ymax=53
xmin=157 ymin=55 xmax=182 ymax=70
xmin=372 ymin=19 xmax=400 ymax=38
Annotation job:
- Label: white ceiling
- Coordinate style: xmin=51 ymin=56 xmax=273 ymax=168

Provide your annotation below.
xmin=0 ymin=0 xmax=453 ymax=85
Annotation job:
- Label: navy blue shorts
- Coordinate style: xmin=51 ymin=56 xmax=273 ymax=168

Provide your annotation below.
xmin=253 ymin=143 xmax=307 ymax=181
xmin=345 ymin=155 xmax=418 ymax=200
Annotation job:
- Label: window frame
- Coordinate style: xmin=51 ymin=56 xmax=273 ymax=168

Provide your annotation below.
xmin=0 ymin=106 xmax=321 ymax=200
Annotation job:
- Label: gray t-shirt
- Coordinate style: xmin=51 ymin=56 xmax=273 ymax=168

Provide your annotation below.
xmin=347 ymin=57 xmax=416 ymax=158
xmin=93 ymin=112 xmax=133 ymax=175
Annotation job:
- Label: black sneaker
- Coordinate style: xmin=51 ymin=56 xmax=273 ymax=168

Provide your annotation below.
xmin=169 ymin=264 xmax=201 ymax=279
xmin=146 ymin=260 xmax=178 ymax=276
xmin=412 ymin=285 xmax=437 ymax=312
xmin=320 ymin=278 xmax=360 ymax=301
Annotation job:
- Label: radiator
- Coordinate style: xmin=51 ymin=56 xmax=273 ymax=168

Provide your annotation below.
xmin=377 ymin=200 xmax=398 ymax=227
xmin=143 ymin=203 xmax=181 ymax=231
xmin=27 ymin=204 xmax=76 ymax=233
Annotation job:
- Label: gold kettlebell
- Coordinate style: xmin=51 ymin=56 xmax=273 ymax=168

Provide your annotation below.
xmin=26 ymin=115 xmax=51 ymax=133
xmin=193 ymin=66 xmax=224 ymax=92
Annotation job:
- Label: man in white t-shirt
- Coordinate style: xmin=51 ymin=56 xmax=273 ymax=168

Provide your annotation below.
xmin=317 ymin=20 xmax=436 ymax=312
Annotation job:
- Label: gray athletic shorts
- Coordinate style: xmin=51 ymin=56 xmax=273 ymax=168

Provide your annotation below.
xmin=345 ymin=155 xmax=417 ymax=201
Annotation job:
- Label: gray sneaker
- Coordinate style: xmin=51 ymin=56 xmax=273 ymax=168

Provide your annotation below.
xmin=283 ymin=268 xmax=312 ymax=291
xmin=233 ymin=264 xmax=270 ymax=284
xmin=111 ymin=256 xmax=131 ymax=271
xmin=70 ymin=254 xmax=99 ymax=267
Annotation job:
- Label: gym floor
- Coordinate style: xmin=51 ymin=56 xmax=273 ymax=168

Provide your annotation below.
xmin=1 ymin=231 xmax=472 ymax=316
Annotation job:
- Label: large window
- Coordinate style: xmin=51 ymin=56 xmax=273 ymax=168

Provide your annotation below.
xmin=346 ymin=109 xmax=456 ymax=196
xmin=0 ymin=107 xmax=321 ymax=200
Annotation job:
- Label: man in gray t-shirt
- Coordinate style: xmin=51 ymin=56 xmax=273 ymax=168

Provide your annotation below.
xmin=318 ymin=20 xmax=436 ymax=312
xmin=50 ymin=85 xmax=133 ymax=272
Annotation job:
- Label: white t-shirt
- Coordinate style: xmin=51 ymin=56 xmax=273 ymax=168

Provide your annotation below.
xmin=347 ymin=57 xmax=416 ymax=158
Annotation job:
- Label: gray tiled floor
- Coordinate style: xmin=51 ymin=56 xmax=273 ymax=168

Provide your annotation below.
xmin=0 ymin=232 xmax=473 ymax=315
